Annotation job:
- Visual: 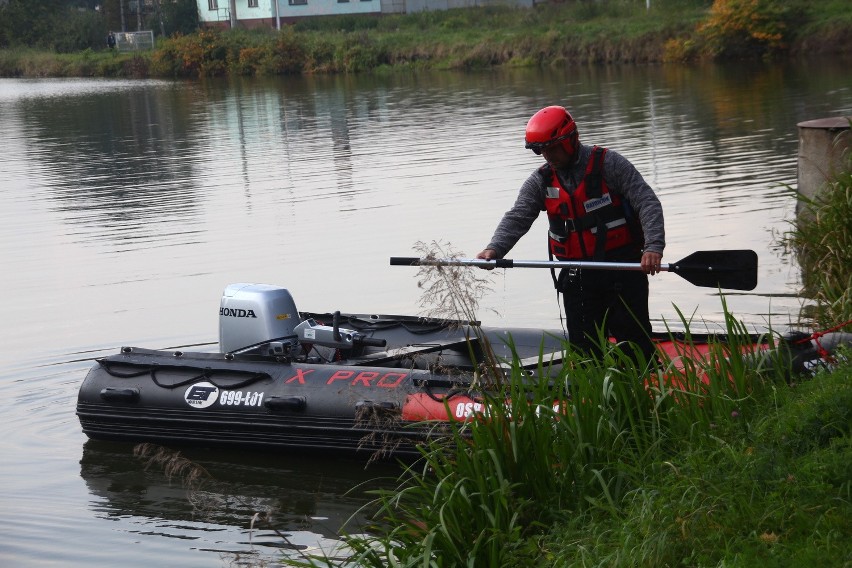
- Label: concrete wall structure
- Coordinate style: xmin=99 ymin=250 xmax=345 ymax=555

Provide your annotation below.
xmin=796 ymin=117 xmax=851 ymax=215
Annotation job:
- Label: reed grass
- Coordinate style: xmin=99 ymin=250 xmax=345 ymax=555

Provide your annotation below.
xmin=409 ymin=240 xmax=506 ymax=387
xmin=133 ymin=442 xmax=223 ymax=518
xmin=785 ymin=139 xmax=852 ymax=331
xmin=282 ymin=291 xmax=813 ymax=567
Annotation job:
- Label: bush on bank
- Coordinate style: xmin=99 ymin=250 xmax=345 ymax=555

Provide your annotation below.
xmin=2 ymin=0 xmax=851 ymax=78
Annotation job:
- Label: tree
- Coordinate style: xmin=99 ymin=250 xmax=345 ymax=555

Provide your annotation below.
xmin=0 ymin=0 xmax=66 ymax=48
xmin=160 ymin=0 xmax=200 ymax=36
xmin=0 ymin=0 xmax=115 ymax=50
xmin=53 ymin=8 xmax=109 ymax=52
xmin=102 ymin=0 xmax=128 ymax=32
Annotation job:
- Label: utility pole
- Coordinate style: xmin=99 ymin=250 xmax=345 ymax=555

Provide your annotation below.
xmin=119 ymin=0 xmax=126 ymax=31
xmin=136 ymin=0 xmax=142 ymax=30
xmin=154 ymin=0 xmax=165 ymax=36
xmin=229 ymin=0 xmax=238 ymax=28
xmin=275 ymin=0 xmax=280 ymax=30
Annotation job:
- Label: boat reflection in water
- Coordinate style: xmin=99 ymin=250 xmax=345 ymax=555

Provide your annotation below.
xmin=78 ymin=439 xmax=398 ymax=564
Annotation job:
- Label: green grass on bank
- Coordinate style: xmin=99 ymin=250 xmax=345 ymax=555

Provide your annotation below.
xmin=544 ymin=356 xmax=851 ymax=567
xmin=283 ymin=320 xmax=850 ymax=567
xmin=1 ymin=0 xmax=851 ymax=78
xmin=0 ymin=46 xmax=147 ymax=78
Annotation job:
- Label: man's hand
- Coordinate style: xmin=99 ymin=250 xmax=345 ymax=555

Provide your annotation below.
xmin=476 ymin=248 xmax=498 ymax=269
xmin=641 ymin=251 xmax=663 ymax=275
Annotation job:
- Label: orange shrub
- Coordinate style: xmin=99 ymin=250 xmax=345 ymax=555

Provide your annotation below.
xmin=697 ymin=0 xmax=797 ymax=58
xmin=149 ymin=30 xmax=228 ymax=77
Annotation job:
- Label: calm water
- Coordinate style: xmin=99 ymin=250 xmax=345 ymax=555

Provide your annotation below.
xmin=1 ymin=61 xmax=851 ymax=566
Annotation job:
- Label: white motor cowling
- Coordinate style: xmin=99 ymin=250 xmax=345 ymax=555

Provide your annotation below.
xmin=219 ymin=283 xmax=301 ymax=354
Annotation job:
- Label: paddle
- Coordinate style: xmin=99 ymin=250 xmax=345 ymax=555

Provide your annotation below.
xmin=390 ymin=250 xmax=758 ymax=291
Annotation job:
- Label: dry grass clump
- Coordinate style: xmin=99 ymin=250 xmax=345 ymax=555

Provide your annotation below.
xmin=411 ymin=239 xmax=506 ymax=386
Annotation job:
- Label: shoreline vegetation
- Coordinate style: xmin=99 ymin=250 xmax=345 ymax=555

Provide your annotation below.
xmin=282 ymin=155 xmax=851 ymax=566
xmin=1 ymin=0 xmax=851 ymax=78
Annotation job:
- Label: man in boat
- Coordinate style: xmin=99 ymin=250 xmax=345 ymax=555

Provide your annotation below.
xmin=476 ymin=105 xmax=665 ymax=366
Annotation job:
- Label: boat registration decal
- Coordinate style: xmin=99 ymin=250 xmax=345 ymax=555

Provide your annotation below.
xmin=454 ymin=400 xmax=489 ymax=419
xmin=184 ymin=381 xmax=220 ymax=409
xmin=219 ymin=390 xmax=264 ymax=407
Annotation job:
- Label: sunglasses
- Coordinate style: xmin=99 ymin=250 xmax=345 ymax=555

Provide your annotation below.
xmin=525 ymin=130 xmax=575 ymax=155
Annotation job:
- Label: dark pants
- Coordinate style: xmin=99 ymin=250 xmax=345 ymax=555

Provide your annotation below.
xmin=558 ymin=267 xmax=655 ymax=366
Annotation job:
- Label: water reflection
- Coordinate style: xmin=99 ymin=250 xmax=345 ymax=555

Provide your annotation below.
xmin=79 ymin=440 xmax=397 ymax=562
xmin=2 ymin=61 xmax=852 ymax=567
xmin=3 ymin=63 xmax=852 ymax=330
xmin=14 ymin=82 xmax=203 ymax=246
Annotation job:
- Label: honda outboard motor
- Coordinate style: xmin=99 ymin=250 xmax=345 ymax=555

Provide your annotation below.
xmin=219 ymin=283 xmax=387 ymax=356
xmin=219 ymin=283 xmax=301 ymax=354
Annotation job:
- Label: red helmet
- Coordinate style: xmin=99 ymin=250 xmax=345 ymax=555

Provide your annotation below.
xmin=524 ymin=106 xmax=579 ymax=158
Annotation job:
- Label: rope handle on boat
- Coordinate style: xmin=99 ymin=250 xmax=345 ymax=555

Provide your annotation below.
xmin=791 ymin=319 xmax=852 ymax=361
xmin=97 ymin=359 xmax=272 ymax=389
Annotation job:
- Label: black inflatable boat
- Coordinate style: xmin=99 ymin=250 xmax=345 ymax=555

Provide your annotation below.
xmin=77 ymin=283 xmax=850 ymax=457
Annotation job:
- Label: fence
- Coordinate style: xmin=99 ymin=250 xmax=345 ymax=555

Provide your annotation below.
xmin=112 ymin=31 xmax=155 ymax=52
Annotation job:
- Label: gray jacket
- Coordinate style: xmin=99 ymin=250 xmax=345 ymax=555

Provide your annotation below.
xmin=485 ymin=144 xmax=665 ymax=259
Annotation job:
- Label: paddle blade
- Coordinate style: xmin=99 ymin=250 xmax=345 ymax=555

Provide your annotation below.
xmin=669 ymin=250 xmax=758 ymax=290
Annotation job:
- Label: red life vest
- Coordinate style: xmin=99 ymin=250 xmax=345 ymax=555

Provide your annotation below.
xmin=544 ymin=146 xmax=638 ymax=260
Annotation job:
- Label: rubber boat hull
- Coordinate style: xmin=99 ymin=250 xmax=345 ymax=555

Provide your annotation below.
xmin=78 ymin=317 xmax=571 ymax=457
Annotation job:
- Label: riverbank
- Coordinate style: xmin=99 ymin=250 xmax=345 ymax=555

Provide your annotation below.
xmin=296 ymin=325 xmax=852 ymax=567
xmin=287 ymin=151 xmax=852 ymax=566
xmin=1 ymin=0 xmax=850 ymax=78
